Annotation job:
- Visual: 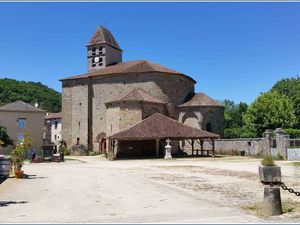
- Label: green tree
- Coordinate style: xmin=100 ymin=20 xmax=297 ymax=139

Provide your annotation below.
xmin=271 ymin=76 xmax=300 ymax=128
xmin=243 ymin=91 xmax=297 ymax=137
xmin=0 ymin=78 xmax=61 ymax=112
xmin=221 ymin=100 xmax=248 ymax=138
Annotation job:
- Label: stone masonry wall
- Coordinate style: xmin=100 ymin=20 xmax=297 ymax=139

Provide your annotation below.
xmin=181 ymin=138 xmax=270 ymax=156
xmin=91 ymin=72 xmax=195 ymax=149
xmin=178 ymin=106 xmax=224 ymax=137
xmin=62 ymin=79 xmax=89 ymax=147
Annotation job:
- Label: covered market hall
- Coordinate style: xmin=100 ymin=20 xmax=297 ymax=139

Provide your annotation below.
xmin=107 ymin=113 xmax=219 ymax=159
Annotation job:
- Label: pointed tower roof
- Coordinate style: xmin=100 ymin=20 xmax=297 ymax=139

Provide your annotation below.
xmin=87 ymin=26 xmax=122 ymax=50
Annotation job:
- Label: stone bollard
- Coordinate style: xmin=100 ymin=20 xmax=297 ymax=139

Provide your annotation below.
xmin=259 ymin=163 xmax=283 ymax=216
xmin=263 ymin=186 xmax=283 ymax=216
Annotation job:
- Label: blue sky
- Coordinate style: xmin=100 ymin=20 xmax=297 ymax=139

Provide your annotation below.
xmin=0 ymin=2 xmax=300 ymax=104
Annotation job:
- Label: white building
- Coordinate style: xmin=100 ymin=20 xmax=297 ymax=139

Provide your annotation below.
xmin=44 ymin=112 xmax=62 ymax=150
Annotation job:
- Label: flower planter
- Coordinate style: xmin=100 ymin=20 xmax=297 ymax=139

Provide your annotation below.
xmin=15 ymin=170 xmax=24 ymax=179
xmin=259 ymin=165 xmax=281 ymax=183
xmin=0 ymin=158 xmax=11 ymax=177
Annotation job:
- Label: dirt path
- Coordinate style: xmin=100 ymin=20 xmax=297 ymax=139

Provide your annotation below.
xmin=0 ymin=156 xmax=299 ymax=223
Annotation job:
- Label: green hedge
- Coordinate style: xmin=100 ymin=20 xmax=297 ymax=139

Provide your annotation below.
xmin=284 ymin=128 xmax=300 ymax=138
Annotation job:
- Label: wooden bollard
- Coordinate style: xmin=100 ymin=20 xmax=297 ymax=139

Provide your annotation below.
xmin=262 ymin=186 xmax=283 ymax=216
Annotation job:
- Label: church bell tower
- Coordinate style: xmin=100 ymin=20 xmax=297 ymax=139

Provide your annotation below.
xmin=87 ymin=26 xmax=122 ymax=72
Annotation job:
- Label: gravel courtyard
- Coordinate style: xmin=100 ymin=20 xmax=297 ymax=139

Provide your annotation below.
xmin=0 ymin=156 xmax=299 ymax=223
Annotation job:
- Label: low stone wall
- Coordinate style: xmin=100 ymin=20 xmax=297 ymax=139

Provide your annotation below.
xmin=287 ymin=148 xmax=300 ymax=160
xmin=202 ymin=138 xmax=270 ymax=156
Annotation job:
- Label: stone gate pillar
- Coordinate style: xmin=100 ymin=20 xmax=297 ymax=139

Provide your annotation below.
xmin=275 ymin=128 xmax=290 ymax=159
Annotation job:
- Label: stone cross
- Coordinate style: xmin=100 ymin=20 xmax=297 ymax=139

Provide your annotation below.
xmin=166 ymin=138 xmax=171 ymax=146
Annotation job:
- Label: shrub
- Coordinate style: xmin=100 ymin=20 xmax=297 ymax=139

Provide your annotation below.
xmin=284 ymin=128 xmax=300 ymax=138
xmin=12 ymin=133 xmax=32 ymax=171
xmin=224 ymin=128 xmax=243 ymax=139
xmin=64 ymin=149 xmax=71 ymax=156
xmin=261 ymin=154 xmax=276 ymax=166
xmin=273 ymin=153 xmax=284 ymax=160
xmin=88 ymin=151 xmax=96 ymax=156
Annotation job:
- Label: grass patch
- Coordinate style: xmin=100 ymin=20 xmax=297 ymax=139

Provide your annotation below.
xmin=242 ymin=199 xmax=300 ymax=218
xmin=291 ymin=162 xmax=300 ymax=167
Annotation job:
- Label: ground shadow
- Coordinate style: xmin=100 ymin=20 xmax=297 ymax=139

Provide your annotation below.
xmin=23 ymin=174 xmax=47 ymax=179
xmin=0 ymin=201 xmax=28 ymax=207
xmin=0 ymin=178 xmax=7 ymax=184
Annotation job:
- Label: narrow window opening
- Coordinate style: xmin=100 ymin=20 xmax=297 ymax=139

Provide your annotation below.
xmin=206 ymin=123 xmax=212 ymax=132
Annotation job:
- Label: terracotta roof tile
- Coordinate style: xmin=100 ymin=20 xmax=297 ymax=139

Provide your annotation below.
xmin=45 ymin=112 xmax=62 ymax=119
xmin=179 ymin=93 xmax=222 ymax=107
xmin=0 ymin=100 xmax=45 ymax=112
xmin=87 ymin=26 xmax=121 ymax=50
xmin=109 ymin=113 xmax=219 ymax=140
xmin=60 ymin=60 xmax=195 ymax=83
xmin=107 ymin=89 xmax=165 ymax=104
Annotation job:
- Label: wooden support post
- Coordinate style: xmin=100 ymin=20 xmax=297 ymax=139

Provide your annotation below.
xmin=156 ymin=139 xmax=160 ymax=157
xmin=191 ymin=139 xmax=194 ymax=156
xmin=200 ymin=140 xmax=204 ymax=156
xmin=212 ymin=139 xmax=215 ymax=158
xmin=196 ymin=139 xmax=199 ymax=156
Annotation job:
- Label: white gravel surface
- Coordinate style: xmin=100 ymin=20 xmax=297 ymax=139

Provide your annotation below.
xmin=0 ymin=156 xmax=299 ymax=223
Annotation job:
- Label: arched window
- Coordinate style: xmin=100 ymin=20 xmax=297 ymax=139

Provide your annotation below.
xmin=77 ymin=137 xmax=80 ymax=145
xmin=206 ymin=123 xmax=212 ymax=132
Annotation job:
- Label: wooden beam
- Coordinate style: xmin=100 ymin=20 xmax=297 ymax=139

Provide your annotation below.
xmin=156 ymin=139 xmax=160 ymax=157
xmin=200 ymin=140 xmax=204 ymax=156
xmin=212 ymin=139 xmax=215 ymax=158
xmin=191 ymin=139 xmax=194 ymax=156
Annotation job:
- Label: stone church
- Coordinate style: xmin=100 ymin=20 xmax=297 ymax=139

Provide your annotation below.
xmin=60 ymin=26 xmax=224 ymax=154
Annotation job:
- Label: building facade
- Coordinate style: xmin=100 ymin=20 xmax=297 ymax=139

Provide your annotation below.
xmin=44 ymin=112 xmax=62 ymax=150
xmin=61 ymin=26 xmax=224 ymax=153
xmin=0 ymin=100 xmax=45 ymax=154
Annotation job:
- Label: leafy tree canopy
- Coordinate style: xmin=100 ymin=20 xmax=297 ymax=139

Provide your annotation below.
xmin=221 ymin=99 xmax=248 ymax=129
xmin=271 ymin=76 xmax=300 ymax=128
xmin=243 ymin=91 xmax=297 ymax=137
xmin=0 ymin=78 xmax=61 ymax=112
xmin=220 ymin=100 xmax=248 ymax=138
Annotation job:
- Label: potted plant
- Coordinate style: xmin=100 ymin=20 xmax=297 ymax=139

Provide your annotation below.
xmin=11 ymin=133 xmax=32 ymax=178
xmin=258 ymin=154 xmax=281 ymax=183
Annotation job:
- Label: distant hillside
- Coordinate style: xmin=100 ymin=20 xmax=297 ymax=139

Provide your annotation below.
xmin=0 ymin=78 xmax=61 ymax=113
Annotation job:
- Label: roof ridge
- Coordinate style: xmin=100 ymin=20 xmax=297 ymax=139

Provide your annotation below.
xmin=119 ymin=89 xmax=138 ymax=100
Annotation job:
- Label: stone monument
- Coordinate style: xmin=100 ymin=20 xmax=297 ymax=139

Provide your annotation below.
xmin=164 ymin=139 xmax=172 ymax=160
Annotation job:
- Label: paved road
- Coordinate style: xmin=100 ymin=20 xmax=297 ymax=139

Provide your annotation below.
xmin=0 ymin=156 xmax=293 ymax=223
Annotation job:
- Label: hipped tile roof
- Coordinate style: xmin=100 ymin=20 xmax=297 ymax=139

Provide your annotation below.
xmin=179 ymin=93 xmax=222 ymax=107
xmin=60 ymin=60 xmax=195 ymax=83
xmin=106 ymin=89 xmax=165 ymax=104
xmin=87 ymin=26 xmax=121 ymax=50
xmin=109 ymin=113 xmax=219 ymax=140
xmin=0 ymin=100 xmax=45 ymax=112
